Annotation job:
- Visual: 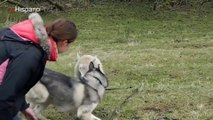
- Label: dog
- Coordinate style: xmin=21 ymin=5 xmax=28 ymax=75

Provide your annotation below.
xmin=26 ymin=55 xmax=108 ymax=120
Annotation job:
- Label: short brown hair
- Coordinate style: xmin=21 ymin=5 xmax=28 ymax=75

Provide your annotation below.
xmin=46 ymin=19 xmax=77 ymax=43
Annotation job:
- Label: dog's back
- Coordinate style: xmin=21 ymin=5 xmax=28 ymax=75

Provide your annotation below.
xmin=40 ymin=68 xmax=85 ymax=112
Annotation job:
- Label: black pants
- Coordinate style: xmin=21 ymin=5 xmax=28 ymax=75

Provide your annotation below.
xmin=0 ymin=40 xmax=46 ymax=120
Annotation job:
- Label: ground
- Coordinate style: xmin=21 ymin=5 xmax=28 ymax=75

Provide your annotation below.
xmin=1 ymin=2 xmax=213 ymax=120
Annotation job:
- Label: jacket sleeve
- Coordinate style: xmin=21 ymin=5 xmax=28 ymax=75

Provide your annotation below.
xmin=20 ymin=96 xmax=30 ymax=111
xmin=0 ymin=37 xmax=10 ymax=65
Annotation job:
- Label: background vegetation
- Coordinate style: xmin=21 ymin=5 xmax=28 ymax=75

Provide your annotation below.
xmin=0 ymin=0 xmax=213 ymax=120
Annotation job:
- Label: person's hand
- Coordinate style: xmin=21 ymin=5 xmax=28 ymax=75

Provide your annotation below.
xmin=22 ymin=107 xmax=38 ymax=120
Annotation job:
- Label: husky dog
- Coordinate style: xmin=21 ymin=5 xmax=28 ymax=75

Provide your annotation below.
xmin=26 ymin=55 xmax=108 ymax=120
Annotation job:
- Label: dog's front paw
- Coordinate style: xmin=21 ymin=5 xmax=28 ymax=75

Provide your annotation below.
xmin=91 ymin=114 xmax=101 ymax=120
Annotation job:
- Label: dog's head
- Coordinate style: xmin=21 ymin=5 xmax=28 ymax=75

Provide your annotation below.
xmin=75 ymin=54 xmax=105 ymax=78
xmin=82 ymin=61 xmax=108 ymax=88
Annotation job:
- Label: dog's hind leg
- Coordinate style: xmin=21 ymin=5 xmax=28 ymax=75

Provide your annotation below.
xmin=33 ymin=103 xmax=49 ymax=120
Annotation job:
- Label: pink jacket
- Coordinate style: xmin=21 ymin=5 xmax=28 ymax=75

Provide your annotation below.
xmin=0 ymin=59 xmax=9 ymax=85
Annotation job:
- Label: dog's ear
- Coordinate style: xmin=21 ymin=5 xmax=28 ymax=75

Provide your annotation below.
xmin=89 ymin=61 xmax=95 ymax=71
xmin=79 ymin=64 xmax=86 ymax=77
xmin=98 ymin=64 xmax=101 ymax=70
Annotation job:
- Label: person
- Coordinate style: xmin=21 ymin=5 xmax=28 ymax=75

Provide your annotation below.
xmin=0 ymin=13 xmax=78 ymax=120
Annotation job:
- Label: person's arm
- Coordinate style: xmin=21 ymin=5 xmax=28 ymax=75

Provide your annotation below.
xmin=20 ymin=98 xmax=37 ymax=120
xmin=21 ymin=107 xmax=37 ymax=120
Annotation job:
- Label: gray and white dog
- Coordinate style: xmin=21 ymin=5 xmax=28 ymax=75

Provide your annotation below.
xmin=26 ymin=55 xmax=108 ymax=120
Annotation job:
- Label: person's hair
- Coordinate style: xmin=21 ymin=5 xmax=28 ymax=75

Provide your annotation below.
xmin=46 ymin=19 xmax=78 ymax=43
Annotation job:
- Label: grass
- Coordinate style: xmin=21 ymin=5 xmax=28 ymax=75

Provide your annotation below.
xmin=1 ymin=2 xmax=213 ymax=120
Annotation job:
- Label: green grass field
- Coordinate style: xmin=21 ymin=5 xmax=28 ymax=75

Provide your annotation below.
xmin=45 ymin=4 xmax=213 ymax=120
xmin=1 ymin=2 xmax=213 ymax=120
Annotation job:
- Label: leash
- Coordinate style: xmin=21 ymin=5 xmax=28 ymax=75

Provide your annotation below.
xmin=108 ymin=87 xmax=140 ymax=120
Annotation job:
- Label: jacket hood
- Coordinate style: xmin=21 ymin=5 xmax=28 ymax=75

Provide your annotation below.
xmin=10 ymin=13 xmax=57 ymax=61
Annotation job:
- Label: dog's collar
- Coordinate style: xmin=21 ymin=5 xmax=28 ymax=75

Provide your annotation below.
xmin=80 ymin=77 xmax=102 ymax=100
xmin=80 ymin=75 xmax=107 ymax=89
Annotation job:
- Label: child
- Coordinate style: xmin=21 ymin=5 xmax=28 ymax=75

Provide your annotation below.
xmin=0 ymin=13 xmax=78 ymax=120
